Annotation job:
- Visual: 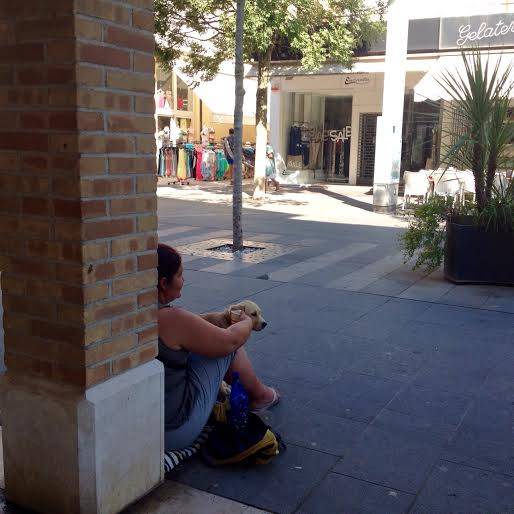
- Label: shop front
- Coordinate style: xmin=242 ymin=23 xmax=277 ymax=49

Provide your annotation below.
xmin=268 ymin=5 xmax=514 ymax=191
xmin=269 ymin=63 xmax=431 ymax=186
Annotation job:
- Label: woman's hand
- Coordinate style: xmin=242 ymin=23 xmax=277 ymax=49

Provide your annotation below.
xmin=233 ymin=312 xmax=252 ymax=327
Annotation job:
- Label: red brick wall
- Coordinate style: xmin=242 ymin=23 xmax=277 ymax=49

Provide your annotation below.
xmin=0 ymin=0 xmax=157 ymax=388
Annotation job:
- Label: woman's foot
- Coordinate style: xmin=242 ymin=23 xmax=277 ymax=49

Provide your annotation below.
xmin=250 ymin=387 xmax=280 ymax=413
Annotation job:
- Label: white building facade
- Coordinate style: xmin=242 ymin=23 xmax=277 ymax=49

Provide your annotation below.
xmin=267 ymin=0 xmax=514 ymax=209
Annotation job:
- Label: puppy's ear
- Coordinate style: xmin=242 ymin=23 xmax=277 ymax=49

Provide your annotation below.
xmin=230 ymin=303 xmax=246 ymax=313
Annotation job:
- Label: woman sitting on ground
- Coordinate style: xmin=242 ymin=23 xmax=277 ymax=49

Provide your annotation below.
xmin=157 ymin=243 xmax=279 ymax=451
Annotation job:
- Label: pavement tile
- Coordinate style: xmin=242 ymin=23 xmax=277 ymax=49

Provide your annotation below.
xmin=371 ymin=409 xmax=459 ymax=446
xmin=341 ymin=298 xmax=433 ymax=341
xmin=386 ymin=384 xmax=472 ymax=429
xmin=175 ymin=273 xmax=282 ymax=313
xmin=249 ymin=352 xmax=344 ymax=389
xmin=415 ymin=303 xmax=514 ymax=337
xmin=297 ymin=472 xmax=414 ymax=514
xmin=126 ymin=481 xmax=269 ymax=514
xmin=171 ymin=444 xmax=338 ymax=514
xmin=333 ymin=425 xmax=443 ymax=494
xmin=253 ymin=328 xmax=372 ymax=367
xmin=482 ymin=287 xmax=514 ymax=313
xmin=412 ymin=350 xmax=504 ymax=395
xmin=308 ymin=371 xmax=404 ymax=423
xmin=289 ymin=261 xmax=364 ymax=287
xmin=399 ymin=269 xmax=455 ymax=302
xmin=259 ymin=400 xmax=367 ymax=457
xmin=436 ymin=284 xmax=493 ymax=309
xmin=443 ymin=397 xmax=514 ymax=476
xmin=479 ymin=356 xmax=514 ymax=401
xmin=410 ymin=461 xmax=514 ymax=514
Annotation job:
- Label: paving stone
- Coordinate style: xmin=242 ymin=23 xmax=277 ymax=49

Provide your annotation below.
xmin=386 ymin=384 xmax=472 ymax=429
xmin=341 ymin=298 xmax=432 ymax=341
xmin=175 ymin=273 xmax=282 ymax=313
xmin=126 ymin=481 xmax=269 ymax=514
xmin=259 ymin=400 xmax=367 ymax=457
xmin=437 ymin=284 xmax=493 ymax=308
xmin=289 ymin=261 xmax=364 ymax=287
xmin=443 ymin=397 xmax=514 ymax=476
xmin=410 ymin=461 xmax=514 ymax=514
xmin=362 ymin=276 xmax=415 ymax=296
xmin=371 ymin=409 xmax=459 ymax=446
xmin=333 ymin=425 xmax=443 ymax=494
xmin=399 ymin=269 xmax=455 ymax=302
xmin=415 ymin=303 xmax=514 ymax=337
xmin=309 ymin=371 xmax=404 ymax=423
xmin=248 ymin=352 xmax=344 ymax=389
xmin=171 ymin=444 xmax=338 ymax=514
xmin=412 ymin=352 xmax=502 ymax=395
xmin=254 ymin=328 xmax=373 ymax=367
xmin=479 ymin=357 xmax=514 ymax=401
xmin=268 ymin=243 xmax=376 ymax=283
xmin=182 ymin=256 xmax=225 ymax=271
xmin=482 ymin=286 xmax=514 ymax=313
xmin=297 ymin=472 xmax=415 ymax=514
xmin=328 ymin=252 xmax=406 ymax=291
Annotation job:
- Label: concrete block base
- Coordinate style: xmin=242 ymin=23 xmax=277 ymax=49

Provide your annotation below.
xmin=278 ymin=169 xmax=325 ymax=185
xmin=1 ymin=360 xmax=163 ymax=514
xmin=373 ymin=183 xmax=399 ymax=212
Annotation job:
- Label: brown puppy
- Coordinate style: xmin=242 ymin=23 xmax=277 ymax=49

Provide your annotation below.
xmin=201 ymin=300 xmax=267 ymax=331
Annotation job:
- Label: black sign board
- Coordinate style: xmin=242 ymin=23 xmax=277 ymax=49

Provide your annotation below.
xmin=440 ymin=13 xmax=514 ymax=50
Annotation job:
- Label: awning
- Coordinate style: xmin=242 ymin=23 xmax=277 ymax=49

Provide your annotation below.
xmin=414 ymin=52 xmax=514 ymax=102
xmin=175 ymin=63 xmax=257 ymax=122
xmin=248 ymin=56 xmax=436 ymax=78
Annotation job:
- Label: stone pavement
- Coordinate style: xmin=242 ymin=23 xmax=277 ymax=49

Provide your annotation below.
xmin=158 ymin=184 xmax=514 ymax=514
xmin=0 ymin=183 xmax=513 ymax=514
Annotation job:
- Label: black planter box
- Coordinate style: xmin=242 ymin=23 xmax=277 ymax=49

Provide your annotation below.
xmin=444 ymin=219 xmax=514 ymax=285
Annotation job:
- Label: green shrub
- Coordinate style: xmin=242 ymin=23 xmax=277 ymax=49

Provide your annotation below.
xmin=400 ymin=196 xmax=453 ymax=273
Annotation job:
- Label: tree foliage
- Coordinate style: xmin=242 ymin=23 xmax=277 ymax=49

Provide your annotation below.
xmin=154 ymin=0 xmax=388 ymax=80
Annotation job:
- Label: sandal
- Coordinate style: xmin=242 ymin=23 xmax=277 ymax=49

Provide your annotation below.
xmin=251 ymin=388 xmax=280 ymax=413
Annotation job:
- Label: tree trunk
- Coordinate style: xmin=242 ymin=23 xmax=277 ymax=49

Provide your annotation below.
xmin=485 ymin=155 xmax=496 ymax=202
xmin=232 ymin=0 xmax=245 ymax=251
xmin=253 ymin=46 xmax=272 ymax=199
xmin=472 ymin=141 xmax=486 ymax=211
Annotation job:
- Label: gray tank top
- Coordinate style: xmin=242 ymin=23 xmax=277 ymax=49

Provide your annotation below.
xmin=157 ymin=309 xmax=194 ymax=430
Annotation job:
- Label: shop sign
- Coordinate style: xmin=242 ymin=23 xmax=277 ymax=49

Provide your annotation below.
xmin=343 ymin=74 xmax=371 ymax=87
xmin=328 ymin=126 xmax=352 ymax=142
xmin=440 ymin=13 xmax=514 ymax=49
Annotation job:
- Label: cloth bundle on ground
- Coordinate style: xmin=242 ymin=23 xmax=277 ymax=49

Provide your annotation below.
xmin=202 ymin=399 xmax=284 ymax=466
xmin=163 ymin=397 xmax=284 ymax=474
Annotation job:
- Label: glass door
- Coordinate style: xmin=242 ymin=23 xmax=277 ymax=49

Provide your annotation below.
xmin=323 ymin=96 xmax=353 ymax=183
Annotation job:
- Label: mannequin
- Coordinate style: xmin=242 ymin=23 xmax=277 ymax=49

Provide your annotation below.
xmin=157 ymin=126 xmax=170 ymax=149
xmin=168 ymin=119 xmax=182 ymax=146
xmin=200 ymin=125 xmax=210 ymax=146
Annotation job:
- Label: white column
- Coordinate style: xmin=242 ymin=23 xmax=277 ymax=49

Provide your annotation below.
xmin=372 ymin=0 xmax=409 ymax=211
xmin=269 ymin=81 xmax=285 ymax=169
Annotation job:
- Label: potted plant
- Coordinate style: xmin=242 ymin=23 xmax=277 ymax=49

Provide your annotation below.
xmin=401 ymin=51 xmax=514 ymax=285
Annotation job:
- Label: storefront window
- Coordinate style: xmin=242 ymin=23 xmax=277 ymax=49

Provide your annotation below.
xmin=285 ymin=92 xmax=352 ymax=182
xmin=155 ymin=67 xmax=173 ymax=111
xmin=177 ymin=76 xmax=191 ymax=111
xmin=401 ymin=93 xmax=442 ymax=173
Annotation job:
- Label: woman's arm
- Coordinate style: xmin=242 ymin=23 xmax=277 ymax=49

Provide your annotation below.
xmin=158 ymin=307 xmax=253 ymax=358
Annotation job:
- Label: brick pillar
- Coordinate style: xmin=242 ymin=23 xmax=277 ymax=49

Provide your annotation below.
xmin=0 ymin=2 xmax=162 ymax=513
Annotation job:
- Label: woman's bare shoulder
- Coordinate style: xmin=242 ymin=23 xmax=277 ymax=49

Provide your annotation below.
xmin=158 ymin=306 xmax=201 ymax=325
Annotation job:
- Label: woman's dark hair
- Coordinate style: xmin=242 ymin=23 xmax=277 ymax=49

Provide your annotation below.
xmin=229 ymin=128 xmax=234 ymax=135
xmin=157 ymin=243 xmax=182 ymax=289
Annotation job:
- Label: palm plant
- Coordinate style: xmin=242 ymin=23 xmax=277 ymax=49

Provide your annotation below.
xmin=438 ymin=50 xmax=514 ymax=212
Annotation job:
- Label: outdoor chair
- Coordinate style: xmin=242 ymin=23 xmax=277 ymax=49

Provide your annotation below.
xmin=494 ymin=172 xmax=508 ymax=194
xmin=402 ymin=170 xmax=430 ymax=210
xmin=456 ymin=170 xmax=475 ymax=203
xmin=432 ymin=169 xmax=461 ymax=200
